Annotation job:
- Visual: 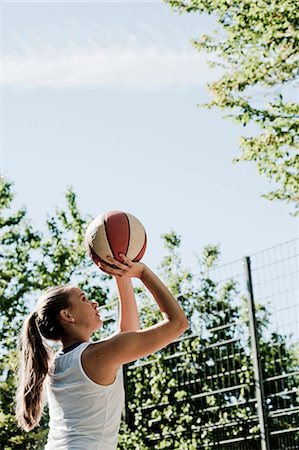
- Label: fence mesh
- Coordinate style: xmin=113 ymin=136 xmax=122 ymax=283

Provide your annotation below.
xmin=250 ymin=239 xmax=299 ymax=450
xmin=123 ymin=238 xmax=299 ymax=450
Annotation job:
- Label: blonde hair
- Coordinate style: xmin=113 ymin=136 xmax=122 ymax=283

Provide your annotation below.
xmin=15 ymin=285 xmax=71 ymax=431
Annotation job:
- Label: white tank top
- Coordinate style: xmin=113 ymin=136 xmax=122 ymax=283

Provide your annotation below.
xmin=44 ymin=341 xmax=125 ymax=450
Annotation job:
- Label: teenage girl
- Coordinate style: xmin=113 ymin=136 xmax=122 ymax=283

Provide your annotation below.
xmin=15 ymin=253 xmax=190 ymax=450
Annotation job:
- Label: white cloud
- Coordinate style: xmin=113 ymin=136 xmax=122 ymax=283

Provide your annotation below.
xmin=2 ymin=39 xmax=221 ymax=91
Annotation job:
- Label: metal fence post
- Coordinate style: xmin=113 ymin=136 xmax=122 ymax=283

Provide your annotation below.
xmin=243 ymin=256 xmax=270 ymax=450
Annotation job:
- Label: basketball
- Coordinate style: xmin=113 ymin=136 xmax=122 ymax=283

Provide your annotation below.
xmin=85 ymin=210 xmax=147 ymax=267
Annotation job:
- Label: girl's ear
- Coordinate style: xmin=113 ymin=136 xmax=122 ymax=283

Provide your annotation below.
xmin=59 ymin=310 xmax=75 ymax=323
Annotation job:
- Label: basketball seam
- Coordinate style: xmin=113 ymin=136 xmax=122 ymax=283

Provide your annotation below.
xmin=134 ymin=232 xmax=147 ymax=262
xmin=103 ymin=215 xmax=113 ymax=257
xmin=89 ymin=245 xmax=108 ymax=265
xmin=124 ymin=213 xmax=130 ymax=258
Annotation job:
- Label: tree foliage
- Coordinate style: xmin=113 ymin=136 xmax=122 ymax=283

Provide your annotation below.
xmin=1 ymin=180 xmax=298 ymax=448
xmin=165 ymin=0 xmax=299 ymax=215
xmin=0 ymin=178 xmax=112 ymax=449
xmin=0 ymin=178 xmax=45 ymax=448
xmin=118 ymin=232 xmax=299 ymax=449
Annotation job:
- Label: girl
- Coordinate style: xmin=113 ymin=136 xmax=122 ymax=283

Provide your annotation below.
xmin=15 ymin=253 xmax=189 ymax=450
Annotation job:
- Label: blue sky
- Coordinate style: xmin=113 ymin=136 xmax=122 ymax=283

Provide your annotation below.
xmin=2 ymin=1 xmax=297 ymax=278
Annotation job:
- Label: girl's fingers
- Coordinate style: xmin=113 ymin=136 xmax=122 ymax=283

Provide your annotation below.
xmin=98 ymin=263 xmax=123 ymax=277
xmin=118 ymin=253 xmax=133 ymax=267
xmin=98 ymin=255 xmax=133 ymax=279
xmin=107 ymin=255 xmax=129 ymax=270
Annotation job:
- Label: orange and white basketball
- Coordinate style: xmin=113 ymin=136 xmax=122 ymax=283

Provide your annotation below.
xmin=85 ymin=211 xmax=147 ymax=267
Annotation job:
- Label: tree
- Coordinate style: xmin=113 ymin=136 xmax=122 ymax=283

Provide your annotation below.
xmin=0 ymin=177 xmax=45 ymax=448
xmin=0 ymin=178 xmax=41 ymax=351
xmin=165 ymin=0 xmax=299 ymax=215
xmin=1 ymin=181 xmax=297 ymax=448
xmin=0 ymin=178 xmax=112 ymax=449
xmin=119 ymin=232 xmax=299 ymax=449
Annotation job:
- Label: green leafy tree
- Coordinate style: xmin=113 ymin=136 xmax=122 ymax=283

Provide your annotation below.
xmin=165 ymin=0 xmax=299 ymax=215
xmin=0 ymin=178 xmax=112 ymax=449
xmin=0 ymin=178 xmax=45 ymax=448
xmin=1 ymin=181 xmax=298 ymax=449
xmin=0 ymin=179 xmax=41 ymax=350
xmin=119 ymin=232 xmax=299 ymax=449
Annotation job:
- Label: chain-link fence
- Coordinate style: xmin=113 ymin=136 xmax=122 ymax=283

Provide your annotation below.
xmin=250 ymin=239 xmax=299 ymax=450
xmin=123 ymin=239 xmax=299 ymax=449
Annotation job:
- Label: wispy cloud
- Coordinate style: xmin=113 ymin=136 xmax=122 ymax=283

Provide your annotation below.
xmin=3 ymin=38 xmax=221 ymax=91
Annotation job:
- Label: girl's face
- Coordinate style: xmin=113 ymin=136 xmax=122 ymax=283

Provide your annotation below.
xmin=64 ymin=287 xmax=103 ymax=333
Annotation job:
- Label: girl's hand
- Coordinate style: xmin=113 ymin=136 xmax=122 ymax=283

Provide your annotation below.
xmin=97 ymin=254 xmax=146 ymax=279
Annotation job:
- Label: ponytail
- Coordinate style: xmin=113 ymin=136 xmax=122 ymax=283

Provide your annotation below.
xmin=15 ymin=285 xmax=71 ymax=431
